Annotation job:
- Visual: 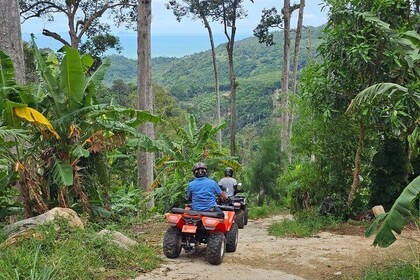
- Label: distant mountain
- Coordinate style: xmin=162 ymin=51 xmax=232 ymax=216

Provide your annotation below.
xmin=104 ymin=26 xmax=324 ymax=134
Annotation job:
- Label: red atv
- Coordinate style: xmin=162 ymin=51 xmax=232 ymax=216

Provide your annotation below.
xmin=163 ymin=206 xmax=238 ymax=265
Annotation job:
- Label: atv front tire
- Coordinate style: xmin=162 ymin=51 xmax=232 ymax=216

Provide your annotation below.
xmin=226 ymin=223 xmax=238 ymax=252
xmin=163 ymin=226 xmax=182 ymax=258
xmin=235 ymin=209 xmax=245 ymax=229
xmin=206 ymin=232 xmax=225 ymax=265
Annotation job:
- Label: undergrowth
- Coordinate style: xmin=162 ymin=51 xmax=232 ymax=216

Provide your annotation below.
xmin=362 ymin=261 xmax=420 ymax=280
xmin=0 ymin=218 xmax=160 ymax=280
xmin=248 ymin=204 xmax=287 ymax=219
xmin=268 ymin=209 xmax=339 ymax=237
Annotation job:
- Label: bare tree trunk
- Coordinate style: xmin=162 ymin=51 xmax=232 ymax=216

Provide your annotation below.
xmin=0 ymin=0 xmax=25 ymax=84
xmin=291 ymin=0 xmax=305 ymax=97
xmin=137 ymin=0 xmax=155 ymax=207
xmin=348 ymin=123 xmax=365 ymax=206
xmin=222 ymin=2 xmax=238 ymax=156
xmin=202 ymin=15 xmax=222 ymax=148
xmin=280 ymin=0 xmax=291 ymax=156
xmin=287 ymin=0 xmax=305 ymax=163
xmin=306 ymin=27 xmax=312 ymax=61
xmin=227 ymin=41 xmax=237 ymax=156
xmin=272 ymin=89 xmax=281 ymax=122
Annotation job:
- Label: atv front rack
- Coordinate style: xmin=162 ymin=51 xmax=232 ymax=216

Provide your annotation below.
xmin=171 ymin=207 xmax=225 ymax=219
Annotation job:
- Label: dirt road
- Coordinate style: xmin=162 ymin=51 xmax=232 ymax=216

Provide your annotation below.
xmin=134 ymin=215 xmax=419 ymax=280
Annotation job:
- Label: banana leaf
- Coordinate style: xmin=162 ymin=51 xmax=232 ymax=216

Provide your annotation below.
xmin=365 ymin=175 xmax=420 ymax=247
xmin=60 ymin=46 xmax=86 ymax=111
xmin=52 ymin=160 xmax=74 ymax=187
xmin=0 ymin=50 xmax=16 ymax=92
xmin=31 ymin=35 xmax=63 ymax=106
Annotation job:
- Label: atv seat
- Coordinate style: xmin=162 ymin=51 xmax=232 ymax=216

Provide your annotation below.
xmin=218 ymin=205 xmax=235 ymax=211
xmin=171 ymin=207 xmax=225 ymax=219
xmin=229 ymin=196 xmax=244 ymax=201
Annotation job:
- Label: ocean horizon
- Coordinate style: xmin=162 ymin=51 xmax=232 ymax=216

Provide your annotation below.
xmin=22 ymin=32 xmax=252 ymax=59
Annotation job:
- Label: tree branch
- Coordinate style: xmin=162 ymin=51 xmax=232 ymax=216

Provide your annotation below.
xmin=42 ymin=29 xmax=70 ymax=46
xmin=20 ymin=1 xmax=67 ymax=22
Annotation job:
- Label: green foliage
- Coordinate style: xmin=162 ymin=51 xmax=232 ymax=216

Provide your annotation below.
xmin=291 ymin=1 xmax=419 ymax=217
xmin=279 ymin=162 xmax=323 ymax=213
xmin=248 ymin=204 xmax=286 ymax=220
xmin=365 ymin=175 xmax=420 ymax=248
xmin=363 ymin=261 xmax=420 ymax=280
xmin=0 ymin=41 xmax=163 ymax=219
xmin=20 ymin=1 xmax=136 ymax=58
xmin=269 ymin=209 xmax=338 ymax=238
xmin=153 ymin=114 xmax=238 ymax=211
xmin=244 ymin=124 xmax=283 ymax=206
xmin=0 ymin=220 xmax=160 ymax=279
xmin=109 ymin=184 xmax=142 ymax=215
xmin=318 ymin=192 xmax=351 ymax=220
xmin=104 ymin=26 xmax=322 ymax=137
xmin=369 ymin=137 xmax=410 ymax=210
xmin=347 ymin=83 xmax=420 ymax=135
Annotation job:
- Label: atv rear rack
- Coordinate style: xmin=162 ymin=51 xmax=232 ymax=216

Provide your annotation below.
xmin=171 ymin=207 xmax=226 ymax=219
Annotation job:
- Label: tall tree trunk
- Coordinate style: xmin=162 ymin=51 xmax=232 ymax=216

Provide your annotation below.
xmin=202 ymin=14 xmax=222 ymax=148
xmin=222 ymin=2 xmax=238 ymax=156
xmin=287 ymin=0 xmax=305 ymax=163
xmin=227 ymin=40 xmax=237 ymax=156
xmin=0 ymin=0 xmax=25 ymax=84
xmin=137 ymin=0 xmax=155 ymax=207
xmin=280 ymin=0 xmax=291 ymax=156
xmin=348 ymin=123 xmax=365 ymax=206
xmin=306 ymin=27 xmax=312 ymax=62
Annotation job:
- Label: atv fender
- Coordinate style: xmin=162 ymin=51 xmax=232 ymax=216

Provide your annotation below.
xmin=223 ymin=210 xmax=236 ymax=231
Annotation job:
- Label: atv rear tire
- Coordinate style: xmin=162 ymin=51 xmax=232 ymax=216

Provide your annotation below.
xmin=163 ymin=226 xmax=182 ymax=258
xmin=235 ymin=209 xmax=245 ymax=229
xmin=244 ymin=208 xmax=249 ymax=225
xmin=206 ymin=232 xmax=225 ymax=265
xmin=226 ymin=223 xmax=238 ymax=252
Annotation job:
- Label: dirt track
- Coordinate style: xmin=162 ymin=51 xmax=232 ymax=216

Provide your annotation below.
xmin=133 ymin=215 xmax=419 ymax=280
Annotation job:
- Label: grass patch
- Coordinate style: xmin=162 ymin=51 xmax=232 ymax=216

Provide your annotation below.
xmin=248 ymin=205 xmax=287 ymax=219
xmin=0 ymin=219 xmax=161 ymax=280
xmin=362 ymin=261 xmax=420 ymax=280
xmin=269 ymin=209 xmax=338 ymax=237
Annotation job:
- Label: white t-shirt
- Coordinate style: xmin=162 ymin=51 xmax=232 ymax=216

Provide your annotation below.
xmin=218 ymin=177 xmax=237 ymax=197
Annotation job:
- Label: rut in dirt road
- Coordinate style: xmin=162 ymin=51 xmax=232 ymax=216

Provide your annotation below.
xmin=133 ymin=215 xmax=305 ymax=280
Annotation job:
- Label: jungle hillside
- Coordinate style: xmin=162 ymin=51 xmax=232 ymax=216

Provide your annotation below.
xmin=0 ymin=0 xmax=419 ymax=279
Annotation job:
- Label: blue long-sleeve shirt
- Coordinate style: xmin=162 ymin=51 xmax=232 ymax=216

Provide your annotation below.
xmin=187 ymin=177 xmax=221 ymax=211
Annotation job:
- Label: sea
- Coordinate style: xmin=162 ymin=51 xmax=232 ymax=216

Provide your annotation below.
xmin=22 ymin=32 xmax=252 ymax=59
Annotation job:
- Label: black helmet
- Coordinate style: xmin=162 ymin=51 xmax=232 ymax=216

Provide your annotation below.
xmin=192 ymin=162 xmax=207 ymax=178
xmin=224 ymin=167 xmax=234 ymax=177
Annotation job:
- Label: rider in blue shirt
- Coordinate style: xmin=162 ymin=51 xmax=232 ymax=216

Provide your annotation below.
xmin=187 ymin=162 xmax=227 ymax=212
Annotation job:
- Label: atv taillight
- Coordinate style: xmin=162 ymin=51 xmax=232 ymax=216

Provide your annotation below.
xmin=202 ymin=217 xmax=220 ymax=230
xmin=166 ymin=213 xmax=181 ymax=225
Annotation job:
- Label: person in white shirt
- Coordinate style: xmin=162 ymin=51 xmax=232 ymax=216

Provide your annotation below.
xmin=218 ymin=167 xmax=238 ymax=197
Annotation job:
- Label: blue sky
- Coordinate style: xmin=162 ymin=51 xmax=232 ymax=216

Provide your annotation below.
xmin=21 ymin=0 xmax=329 ymax=58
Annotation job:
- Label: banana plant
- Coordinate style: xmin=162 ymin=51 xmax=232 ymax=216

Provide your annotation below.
xmin=365 ymin=175 xmax=420 ymax=247
xmin=151 ymin=114 xmax=239 ymax=211
xmin=0 ymin=41 xmax=162 ymax=217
